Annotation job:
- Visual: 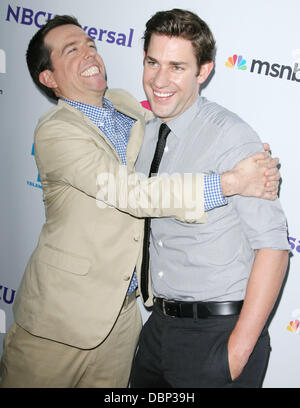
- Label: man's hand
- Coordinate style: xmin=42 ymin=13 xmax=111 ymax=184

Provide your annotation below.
xmin=227 ymin=330 xmax=251 ymax=381
xmin=220 ymin=145 xmax=280 ymax=199
xmin=227 ymin=248 xmax=288 ymax=381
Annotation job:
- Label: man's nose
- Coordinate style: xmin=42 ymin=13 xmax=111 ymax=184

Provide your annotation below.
xmin=153 ymin=67 xmax=170 ymax=88
xmin=83 ymin=45 xmax=97 ymax=59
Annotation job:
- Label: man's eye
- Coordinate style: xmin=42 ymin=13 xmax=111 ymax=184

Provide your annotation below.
xmin=147 ymin=60 xmax=157 ymax=67
xmin=173 ymin=65 xmax=183 ymax=71
xmin=67 ymin=48 xmax=76 ymax=54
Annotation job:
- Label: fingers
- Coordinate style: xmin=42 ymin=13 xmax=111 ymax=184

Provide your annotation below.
xmin=260 ymin=190 xmax=277 ymax=201
xmin=248 ymin=150 xmax=277 ymax=164
xmin=258 ymin=157 xmax=279 ymax=169
xmin=267 ymin=157 xmax=279 ymax=168
xmin=265 ymin=166 xmax=280 ymax=180
xmin=265 ymin=180 xmax=279 ymax=191
xmin=251 ymin=151 xmax=269 ymax=161
xmin=262 ymin=178 xmax=279 ymax=200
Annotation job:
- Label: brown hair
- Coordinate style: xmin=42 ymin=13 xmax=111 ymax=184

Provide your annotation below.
xmin=143 ymin=9 xmax=216 ymax=74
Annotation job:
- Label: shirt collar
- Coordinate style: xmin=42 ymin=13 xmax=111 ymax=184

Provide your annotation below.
xmin=61 ymin=97 xmax=115 ymax=123
xmin=161 ymin=96 xmax=204 ymax=140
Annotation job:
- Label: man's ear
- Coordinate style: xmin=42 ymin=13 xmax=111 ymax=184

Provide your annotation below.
xmin=39 ymin=69 xmax=57 ymax=89
xmin=197 ymin=61 xmax=214 ymax=85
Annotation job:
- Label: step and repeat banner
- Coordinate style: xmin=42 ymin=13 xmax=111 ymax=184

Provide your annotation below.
xmin=0 ymin=0 xmax=299 ymax=388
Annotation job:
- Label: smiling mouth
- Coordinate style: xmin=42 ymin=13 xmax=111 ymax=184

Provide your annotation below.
xmin=153 ymin=90 xmax=174 ymax=98
xmin=81 ymin=66 xmax=100 ymax=77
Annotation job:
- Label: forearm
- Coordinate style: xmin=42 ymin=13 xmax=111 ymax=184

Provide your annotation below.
xmin=228 ymin=249 xmax=288 ymax=371
xmin=97 ymin=170 xmax=206 ymax=221
xmin=37 ymin=121 xmax=208 ymax=222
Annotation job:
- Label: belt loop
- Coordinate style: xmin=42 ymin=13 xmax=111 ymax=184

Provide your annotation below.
xmin=162 ymin=299 xmax=167 ymax=316
xmin=193 ymin=303 xmax=198 ymax=321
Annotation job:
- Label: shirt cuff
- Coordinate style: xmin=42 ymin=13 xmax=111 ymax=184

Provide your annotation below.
xmin=204 ymin=174 xmax=228 ymax=211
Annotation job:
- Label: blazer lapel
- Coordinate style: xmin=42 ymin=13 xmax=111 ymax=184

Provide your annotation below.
xmin=58 ymin=95 xmax=147 ymax=169
xmin=58 ymin=100 xmax=122 ymax=163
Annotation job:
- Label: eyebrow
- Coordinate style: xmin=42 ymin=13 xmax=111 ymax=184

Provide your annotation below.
xmin=61 ymin=41 xmax=76 ymax=55
xmin=145 ymin=55 xmax=188 ymax=66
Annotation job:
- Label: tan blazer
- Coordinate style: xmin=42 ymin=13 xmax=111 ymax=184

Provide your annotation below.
xmin=13 ymin=89 xmax=205 ymax=349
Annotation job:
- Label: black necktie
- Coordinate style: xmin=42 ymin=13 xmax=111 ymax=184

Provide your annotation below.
xmin=140 ymin=123 xmax=171 ymax=302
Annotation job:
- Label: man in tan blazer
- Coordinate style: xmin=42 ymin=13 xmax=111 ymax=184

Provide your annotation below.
xmin=0 ymin=15 xmax=280 ymax=388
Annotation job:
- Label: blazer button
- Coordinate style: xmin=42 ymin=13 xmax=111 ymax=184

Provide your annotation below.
xmin=133 ymin=235 xmax=139 ymax=242
xmin=123 ymin=275 xmax=131 ymax=281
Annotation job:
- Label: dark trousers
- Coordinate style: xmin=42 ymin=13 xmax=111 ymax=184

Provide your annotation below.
xmin=130 ymin=303 xmax=271 ymax=388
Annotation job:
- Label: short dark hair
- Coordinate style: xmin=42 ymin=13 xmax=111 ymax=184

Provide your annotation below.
xmin=143 ymin=9 xmax=216 ymax=74
xmin=26 ymin=15 xmax=81 ymax=101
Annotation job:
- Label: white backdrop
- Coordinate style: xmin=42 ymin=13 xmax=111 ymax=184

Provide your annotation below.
xmin=0 ymin=0 xmax=299 ymax=388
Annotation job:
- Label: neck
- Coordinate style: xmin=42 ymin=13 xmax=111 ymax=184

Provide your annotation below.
xmin=58 ymin=91 xmax=105 ymax=107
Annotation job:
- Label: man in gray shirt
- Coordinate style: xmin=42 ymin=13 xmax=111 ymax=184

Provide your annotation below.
xmin=130 ymin=9 xmax=290 ymax=388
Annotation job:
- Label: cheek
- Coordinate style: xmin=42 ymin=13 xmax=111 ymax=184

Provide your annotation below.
xmin=142 ymin=72 xmax=150 ymax=87
xmin=174 ymin=74 xmax=192 ymax=88
xmin=142 ymin=75 xmax=153 ymax=96
xmin=97 ymin=56 xmax=105 ymax=71
xmin=180 ymin=77 xmax=199 ymax=97
xmin=143 ymin=67 xmax=156 ymax=84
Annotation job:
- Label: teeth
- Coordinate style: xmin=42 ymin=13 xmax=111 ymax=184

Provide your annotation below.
xmin=81 ymin=66 xmax=100 ymax=77
xmin=154 ymin=91 xmax=173 ymax=97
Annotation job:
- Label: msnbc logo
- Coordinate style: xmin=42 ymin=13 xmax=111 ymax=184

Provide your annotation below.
xmin=287 ymin=309 xmax=300 ymax=335
xmin=226 ymin=52 xmax=300 ymax=82
xmin=225 ymin=54 xmax=247 ymax=70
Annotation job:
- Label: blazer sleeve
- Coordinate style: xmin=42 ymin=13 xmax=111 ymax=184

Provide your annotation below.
xmin=35 ymin=119 xmax=206 ymax=223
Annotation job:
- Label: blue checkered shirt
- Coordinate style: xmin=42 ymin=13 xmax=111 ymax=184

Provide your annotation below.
xmin=62 ymin=98 xmax=226 ymax=295
xmin=204 ymin=174 xmax=227 ymax=210
xmin=64 ymin=97 xmax=133 ymax=164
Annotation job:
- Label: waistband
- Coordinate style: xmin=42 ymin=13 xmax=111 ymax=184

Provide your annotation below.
xmin=154 ymin=297 xmax=243 ymax=318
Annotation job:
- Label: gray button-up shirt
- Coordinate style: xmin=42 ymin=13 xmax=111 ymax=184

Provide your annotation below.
xmin=135 ymin=96 xmax=289 ymax=302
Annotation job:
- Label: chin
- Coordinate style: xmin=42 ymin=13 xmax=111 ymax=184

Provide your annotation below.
xmin=149 ymin=103 xmax=168 ymax=117
xmin=153 ymin=110 xmax=172 ymax=122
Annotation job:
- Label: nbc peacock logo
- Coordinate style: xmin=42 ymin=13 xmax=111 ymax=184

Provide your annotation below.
xmin=225 ymin=54 xmax=247 ymax=70
xmin=286 ymin=309 xmax=300 ymax=335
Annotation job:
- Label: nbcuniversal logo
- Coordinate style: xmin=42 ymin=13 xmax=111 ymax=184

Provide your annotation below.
xmin=226 ymin=53 xmax=300 ymax=83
